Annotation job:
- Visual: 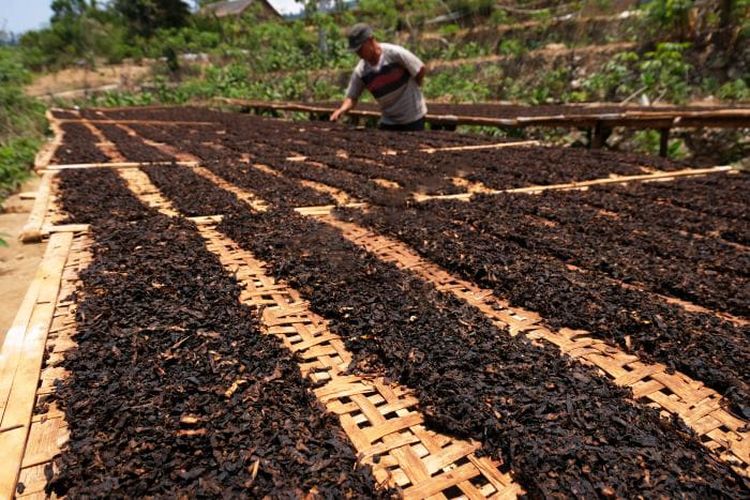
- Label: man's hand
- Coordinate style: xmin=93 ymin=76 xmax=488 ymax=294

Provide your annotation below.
xmin=330 ymin=108 xmax=345 ymax=122
xmin=330 ymin=97 xmax=356 ymax=122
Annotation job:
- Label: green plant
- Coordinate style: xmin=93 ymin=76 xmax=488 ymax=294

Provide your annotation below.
xmin=639 ymin=42 xmax=692 ymax=102
xmin=497 ymin=39 xmax=523 ymax=57
xmin=0 ymin=48 xmax=47 ymax=203
xmin=581 ymin=51 xmax=639 ymax=101
xmin=641 ymin=0 xmax=694 ymax=38
xmin=631 ymin=129 xmax=688 ymax=158
xmin=424 ymin=64 xmax=492 ymax=102
xmin=580 ymin=44 xmax=693 ymax=103
xmin=717 ymin=78 xmax=750 ymax=101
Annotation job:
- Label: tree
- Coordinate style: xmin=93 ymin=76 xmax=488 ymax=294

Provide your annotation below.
xmin=51 ymin=0 xmax=91 ymax=22
xmin=113 ymin=0 xmax=192 ymax=38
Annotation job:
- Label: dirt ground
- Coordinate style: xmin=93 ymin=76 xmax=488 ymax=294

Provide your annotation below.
xmin=25 ymin=62 xmax=154 ymax=98
xmin=0 ymin=176 xmax=46 ymax=346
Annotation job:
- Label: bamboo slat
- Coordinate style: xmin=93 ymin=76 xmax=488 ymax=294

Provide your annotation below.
xmin=420 ymin=140 xmax=540 ymax=154
xmin=198 ymin=226 xmax=524 ymax=498
xmin=116 ymin=168 xmax=180 ymax=216
xmin=414 ymin=165 xmax=734 ymax=202
xmin=44 ymin=160 xmax=198 ymax=171
xmin=57 ymin=119 xmax=216 ymax=126
xmin=317 ymin=215 xmax=750 ymax=478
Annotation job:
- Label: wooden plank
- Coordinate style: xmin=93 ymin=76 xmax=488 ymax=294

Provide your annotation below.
xmin=0 ymin=232 xmax=72 ymax=499
xmin=34 ymin=110 xmax=63 ymax=171
xmin=41 ymin=224 xmax=91 ymax=235
xmin=21 ymin=416 xmax=67 ymax=468
xmin=20 ymin=172 xmax=55 ymax=244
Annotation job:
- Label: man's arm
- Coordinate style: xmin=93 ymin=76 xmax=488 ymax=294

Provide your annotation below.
xmin=415 ymin=66 xmax=426 ymax=86
xmin=332 ymin=70 xmax=364 ymax=122
xmin=393 ymin=45 xmax=426 ymax=86
xmin=330 ymin=97 xmax=358 ymax=122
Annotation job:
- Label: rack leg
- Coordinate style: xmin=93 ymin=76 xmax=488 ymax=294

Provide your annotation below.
xmin=659 ymin=128 xmax=670 ymax=157
xmin=591 ymin=121 xmax=612 ymax=149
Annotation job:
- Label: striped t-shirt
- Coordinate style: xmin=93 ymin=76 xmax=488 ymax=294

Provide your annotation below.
xmin=345 ymin=43 xmax=427 ymax=125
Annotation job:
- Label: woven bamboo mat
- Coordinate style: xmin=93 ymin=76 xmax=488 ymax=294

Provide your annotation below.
xmin=199 ymin=225 xmax=524 ymax=498
xmin=317 ymin=214 xmax=750 ymax=478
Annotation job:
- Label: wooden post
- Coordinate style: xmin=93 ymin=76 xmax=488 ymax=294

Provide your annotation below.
xmin=659 ymin=128 xmax=670 ymax=158
xmin=591 ymin=121 xmax=612 ymax=149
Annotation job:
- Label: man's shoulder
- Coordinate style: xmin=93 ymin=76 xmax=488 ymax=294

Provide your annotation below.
xmin=381 ymin=42 xmax=408 ymax=54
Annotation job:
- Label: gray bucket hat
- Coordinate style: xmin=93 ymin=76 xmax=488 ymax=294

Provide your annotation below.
xmin=347 ymin=23 xmax=373 ymax=51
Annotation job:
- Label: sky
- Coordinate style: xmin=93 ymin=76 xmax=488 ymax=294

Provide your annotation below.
xmin=0 ymin=0 xmax=304 ymax=34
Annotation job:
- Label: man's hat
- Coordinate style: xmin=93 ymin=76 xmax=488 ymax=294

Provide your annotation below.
xmin=348 ymin=23 xmax=373 ymax=51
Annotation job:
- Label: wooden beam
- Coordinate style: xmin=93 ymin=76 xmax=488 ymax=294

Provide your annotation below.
xmin=219 ymin=98 xmax=750 ymax=130
xmin=20 ymin=172 xmax=55 ymax=244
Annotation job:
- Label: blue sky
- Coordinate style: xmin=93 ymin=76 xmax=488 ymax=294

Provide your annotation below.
xmin=0 ymin=0 xmax=304 ymax=34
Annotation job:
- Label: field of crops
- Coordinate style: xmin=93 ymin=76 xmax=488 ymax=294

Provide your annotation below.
xmin=3 ymin=105 xmax=748 ymax=498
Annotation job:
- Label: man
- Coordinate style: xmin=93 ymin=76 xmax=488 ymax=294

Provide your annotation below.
xmin=330 ymin=23 xmax=427 ymax=131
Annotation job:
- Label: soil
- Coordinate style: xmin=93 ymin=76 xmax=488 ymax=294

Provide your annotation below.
xmin=48 ymin=213 xmax=384 ymax=497
xmin=218 ymin=208 xmax=748 ymax=498
xmin=25 ymin=62 xmax=153 ymax=98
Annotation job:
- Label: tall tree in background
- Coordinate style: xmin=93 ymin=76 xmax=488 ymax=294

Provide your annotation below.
xmin=113 ymin=0 xmax=192 ymax=38
xmin=50 ymin=0 xmax=93 ymax=22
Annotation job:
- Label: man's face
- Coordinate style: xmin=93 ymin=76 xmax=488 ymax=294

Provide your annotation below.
xmin=356 ymin=38 xmax=376 ymax=61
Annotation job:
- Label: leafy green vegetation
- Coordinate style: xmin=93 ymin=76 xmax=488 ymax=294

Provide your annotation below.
xmin=631 ymin=129 xmax=689 ymax=158
xmin=0 ymin=0 xmax=743 ymax=205
xmin=0 ymin=48 xmax=46 ymax=204
xmin=581 ymin=43 xmax=693 ymax=103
